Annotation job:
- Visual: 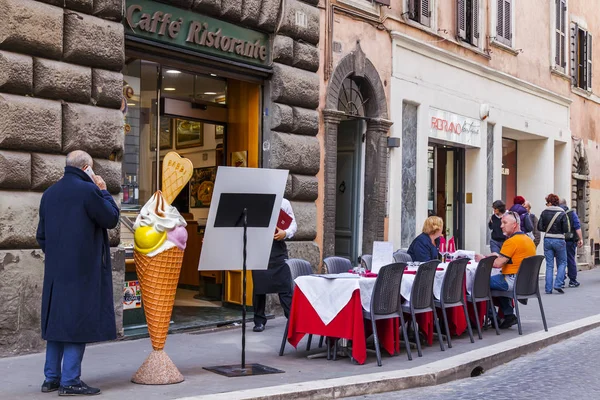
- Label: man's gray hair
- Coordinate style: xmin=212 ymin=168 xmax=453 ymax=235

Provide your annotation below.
xmin=66 ymin=150 xmax=93 ymax=169
xmin=559 ymin=198 xmax=568 ymax=206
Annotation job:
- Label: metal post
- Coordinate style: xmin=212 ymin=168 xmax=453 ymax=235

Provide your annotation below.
xmin=241 ymin=207 xmax=248 ymax=369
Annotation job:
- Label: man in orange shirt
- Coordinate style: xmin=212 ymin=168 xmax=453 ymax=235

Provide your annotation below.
xmin=476 ymin=211 xmax=536 ymax=329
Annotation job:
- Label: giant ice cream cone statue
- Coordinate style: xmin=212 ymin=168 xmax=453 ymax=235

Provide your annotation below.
xmin=131 ymin=152 xmax=193 ymax=385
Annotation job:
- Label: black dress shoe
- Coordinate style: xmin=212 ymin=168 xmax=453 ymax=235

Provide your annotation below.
xmin=499 ymin=314 xmax=518 ymax=329
xmin=554 ymin=288 xmax=565 ymax=294
xmin=253 ymin=324 xmax=265 ymax=332
xmin=41 ymin=380 xmax=60 ymax=393
xmin=58 ymin=381 xmax=101 ymax=396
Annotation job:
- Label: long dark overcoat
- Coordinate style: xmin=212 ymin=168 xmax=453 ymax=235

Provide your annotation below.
xmin=36 ymin=166 xmax=120 ymax=343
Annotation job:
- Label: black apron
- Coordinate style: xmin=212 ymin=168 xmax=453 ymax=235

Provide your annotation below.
xmin=252 ymin=240 xmax=292 ymax=295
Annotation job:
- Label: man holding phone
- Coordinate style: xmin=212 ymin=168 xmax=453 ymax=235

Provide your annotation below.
xmin=36 ymin=150 xmax=119 ymax=395
xmin=251 ymin=198 xmax=297 ymax=332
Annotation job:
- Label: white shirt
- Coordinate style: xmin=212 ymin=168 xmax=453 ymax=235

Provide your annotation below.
xmin=281 ymin=198 xmax=297 ymax=240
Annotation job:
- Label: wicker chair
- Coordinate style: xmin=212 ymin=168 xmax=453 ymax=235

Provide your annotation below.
xmin=401 ymin=260 xmax=445 ymax=357
xmin=434 ymin=258 xmax=474 ymax=348
xmin=363 ymin=263 xmax=411 ymax=365
xmin=323 ymin=256 xmax=353 ymax=274
xmin=491 ymin=255 xmax=547 ymax=335
xmin=466 ymin=256 xmax=500 ymax=338
xmin=393 ymin=250 xmax=412 ymax=263
xmin=360 ymin=254 xmax=373 ymax=271
xmin=279 ymin=258 xmax=317 ymax=356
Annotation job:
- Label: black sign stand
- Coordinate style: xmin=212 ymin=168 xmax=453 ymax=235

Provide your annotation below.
xmin=203 ymin=193 xmax=284 ymax=377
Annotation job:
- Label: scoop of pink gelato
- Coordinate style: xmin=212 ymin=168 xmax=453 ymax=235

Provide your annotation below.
xmin=167 ymin=226 xmax=188 ymax=250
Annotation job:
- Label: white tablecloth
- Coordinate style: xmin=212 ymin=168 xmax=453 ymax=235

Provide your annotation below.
xmin=294 ymin=274 xmax=377 ymax=325
xmin=401 ymin=262 xmax=480 ymax=303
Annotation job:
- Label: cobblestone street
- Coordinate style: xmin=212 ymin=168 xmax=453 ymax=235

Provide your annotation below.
xmin=349 ymin=326 xmax=600 ymax=400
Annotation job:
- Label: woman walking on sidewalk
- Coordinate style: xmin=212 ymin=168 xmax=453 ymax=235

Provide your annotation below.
xmin=538 ymin=194 xmax=570 ymax=294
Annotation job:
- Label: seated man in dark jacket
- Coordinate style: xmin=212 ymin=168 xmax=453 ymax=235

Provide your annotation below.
xmin=407 ymin=216 xmax=443 ymax=262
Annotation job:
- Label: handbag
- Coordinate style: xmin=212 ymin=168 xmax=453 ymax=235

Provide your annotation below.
xmin=564 ymin=210 xmax=575 ymax=241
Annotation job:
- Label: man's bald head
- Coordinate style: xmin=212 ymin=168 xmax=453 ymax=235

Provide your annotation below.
xmin=66 ymin=150 xmax=93 ymax=170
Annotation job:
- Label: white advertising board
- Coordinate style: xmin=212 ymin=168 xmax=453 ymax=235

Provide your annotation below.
xmin=198 ymin=167 xmax=288 ymax=271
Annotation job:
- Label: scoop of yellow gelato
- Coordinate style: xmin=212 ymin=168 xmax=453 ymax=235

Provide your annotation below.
xmin=134 ymin=226 xmax=167 ymax=255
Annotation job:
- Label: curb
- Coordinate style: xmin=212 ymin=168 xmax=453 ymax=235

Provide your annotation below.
xmin=176 ymin=314 xmax=600 ymax=400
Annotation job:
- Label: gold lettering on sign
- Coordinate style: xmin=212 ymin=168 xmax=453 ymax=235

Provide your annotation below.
xmin=126 ymin=4 xmax=268 ymax=62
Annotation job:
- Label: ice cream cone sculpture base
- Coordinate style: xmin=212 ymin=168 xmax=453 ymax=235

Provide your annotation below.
xmin=131 ymin=350 xmax=184 ymax=385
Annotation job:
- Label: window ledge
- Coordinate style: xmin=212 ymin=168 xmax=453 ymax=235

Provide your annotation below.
xmin=571 ymin=86 xmax=594 ymax=99
xmin=337 ymin=0 xmax=380 ymax=17
xmin=402 ymin=17 xmax=438 ymax=37
xmin=550 ymin=67 xmax=571 ymax=82
xmin=490 ymin=40 xmax=519 ymax=56
xmin=455 ymin=39 xmax=492 ymax=60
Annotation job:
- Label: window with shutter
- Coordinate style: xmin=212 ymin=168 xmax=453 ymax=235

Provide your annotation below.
xmin=554 ymin=0 xmax=567 ymax=70
xmin=587 ymin=34 xmax=593 ymax=90
xmin=457 ymin=0 xmax=466 ymax=40
xmin=570 ymin=22 xmax=578 ymax=84
xmin=420 ymin=0 xmax=430 ymax=27
xmin=408 ymin=0 xmax=431 ymax=27
xmin=496 ymin=0 xmax=512 ymax=46
xmin=572 ymin=24 xmax=592 ymax=91
xmin=472 ymin=0 xmax=480 ymax=46
xmin=457 ymin=0 xmax=479 ymax=46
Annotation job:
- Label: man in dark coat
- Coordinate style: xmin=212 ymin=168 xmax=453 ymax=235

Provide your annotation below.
xmin=36 ymin=150 xmax=119 ymax=395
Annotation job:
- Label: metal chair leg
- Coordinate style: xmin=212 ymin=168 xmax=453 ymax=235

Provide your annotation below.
xmin=326 ymin=337 xmax=331 ymax=360
xmin=489 ymin=295 xmax=500 ymax=335
xmin=471 ymin=298 xmax=483 ymax=340
xmin=537 ymin=292 xmax=548 ymax=332
xmin=319 ymin=336 xmax=324 ymax=348
xmin=462 ymin=302 xmax=475 ymax=343
xmin=279 ymin=320 xmax=289 ymax=356
xmin=411 ymin=312 xmax=422 ymax=357
xmin=333 ymin=338 xmax=338 ymax=361
xmin=399 ymin=312 xmax=412 ymax=361
xmin=432 ymin=309 xmax=445 ymax=352
xmin=441 ymin=306 xmax=452 ymax=348
xmin=371 ymin=318 xmax=382 ymax=367
xmin=514 ymin=296 xmax=523 ymax=335
xmin=306 ymin=334 xmax=313 ymax=351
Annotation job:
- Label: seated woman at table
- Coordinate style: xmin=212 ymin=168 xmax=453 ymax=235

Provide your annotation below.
xmin=407 ymin=216 xmax=443 ymax=262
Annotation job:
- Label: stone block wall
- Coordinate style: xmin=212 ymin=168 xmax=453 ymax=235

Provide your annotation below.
xmin=171 ymin=0 xmax=322 ymax=269
xmin=0 ymin=0 xmax=125 ymax=356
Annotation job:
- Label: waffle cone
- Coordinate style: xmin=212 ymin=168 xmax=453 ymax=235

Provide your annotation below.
xmin=134 ymin=247 xmax=184 ymax=350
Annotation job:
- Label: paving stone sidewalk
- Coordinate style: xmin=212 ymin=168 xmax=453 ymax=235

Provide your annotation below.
xmin=1 ymin=268 xmax=599 ymax=400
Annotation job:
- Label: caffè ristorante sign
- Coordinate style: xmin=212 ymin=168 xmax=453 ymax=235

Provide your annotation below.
xmin=125 ymin=0 xmax=270 ymax=66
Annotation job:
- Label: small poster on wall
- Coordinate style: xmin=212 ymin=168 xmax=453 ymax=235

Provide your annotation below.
xmin=190 ymin=167 xmax=217 ymax=208
xmin=230 ymin=151 xmax=247 ymax=168
xmin=123 ymin=281 xmax=142 ymax=310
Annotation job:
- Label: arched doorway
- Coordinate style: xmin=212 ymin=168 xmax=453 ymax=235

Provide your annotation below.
xmin=322 ymin=43 xmax=392 ymax=262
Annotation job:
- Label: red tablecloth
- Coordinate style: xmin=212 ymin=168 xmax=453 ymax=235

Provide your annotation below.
xmin=287 ymin=286 xmax=398 ymax=365
xmin=412 ymin=299 xmax=487 ymax=345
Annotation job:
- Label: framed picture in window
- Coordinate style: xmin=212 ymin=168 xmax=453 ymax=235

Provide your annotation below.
xmin=215 ymin=124 xmax=225 ymax=139
xmin=150 ymin=117 xmax=173 ymax=151
xmin=175 ymin=118 xmax=204 ymax=149
xmin=189 ymin=167 xmax=217 ymax=208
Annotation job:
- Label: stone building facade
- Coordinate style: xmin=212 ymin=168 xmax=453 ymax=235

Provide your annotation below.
xmin=0 ymin=0 xmax=321 ymax=356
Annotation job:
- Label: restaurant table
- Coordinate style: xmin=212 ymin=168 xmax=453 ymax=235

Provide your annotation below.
xmin=401 ymin=262 xmax=488 ymax=345
xmin=286 ymin=274 xmax=399 ymax=365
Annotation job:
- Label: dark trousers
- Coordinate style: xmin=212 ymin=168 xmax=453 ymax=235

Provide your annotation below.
xmin=44 ymin=341 xmax=86 ymax=386
xmin=566 ymin=240 xmax=578 ymax=281
xmin=253 ymin=292 xmax=292 ymax=326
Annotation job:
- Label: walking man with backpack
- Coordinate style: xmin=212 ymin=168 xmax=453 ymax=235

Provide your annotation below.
xmin=560 ymin=198 xmax=583 ymax=287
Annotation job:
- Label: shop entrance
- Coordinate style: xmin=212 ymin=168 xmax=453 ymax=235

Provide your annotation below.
xmin=427 ymin=144 xmax=465 ymax=249
xmin=335 ymin=119 xmax=366 ymax=263
xmin=120 ymin=58 xmax=261 ymax=335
